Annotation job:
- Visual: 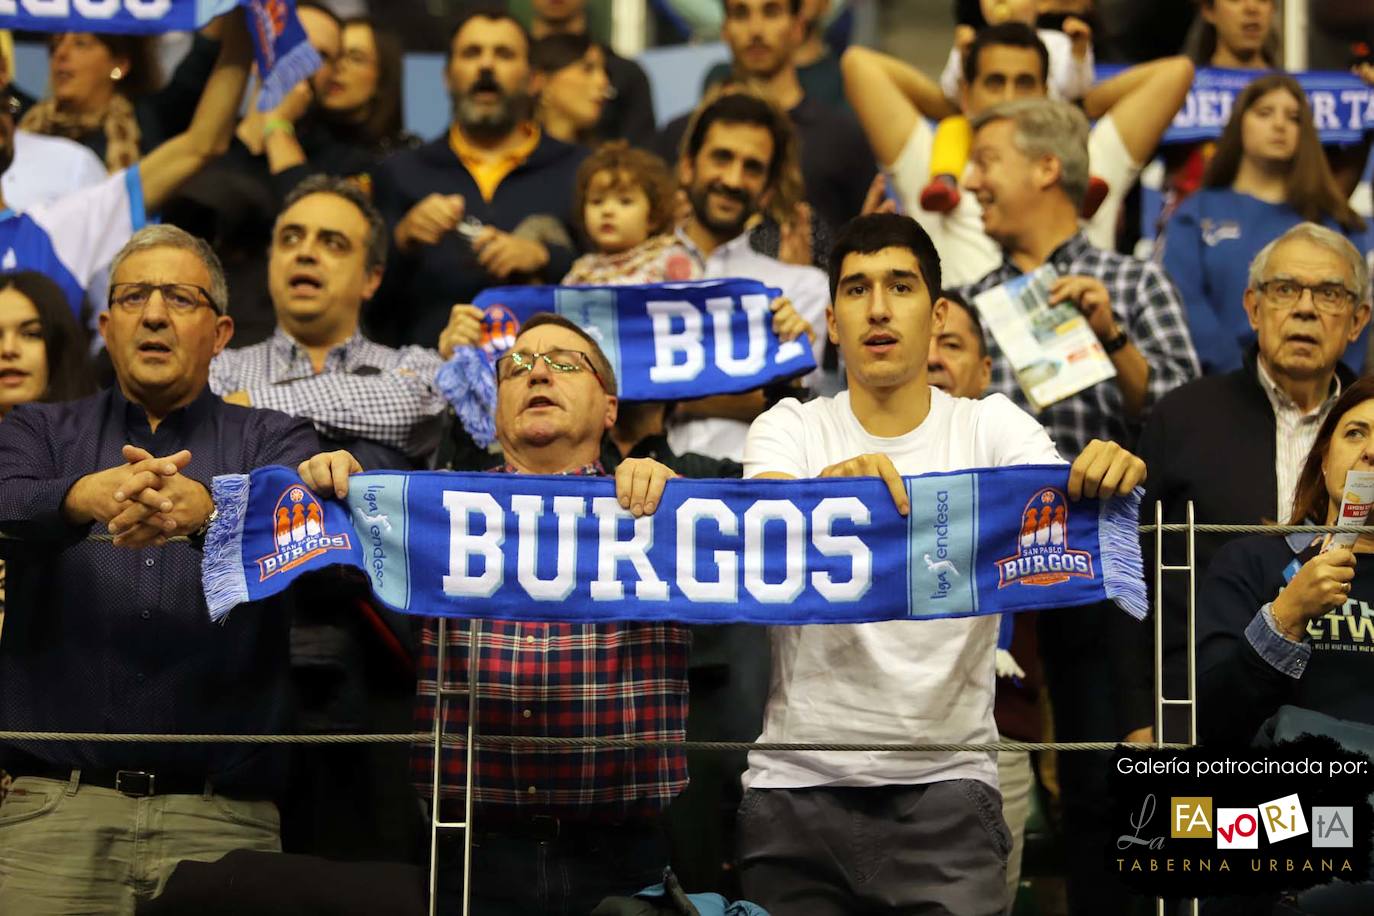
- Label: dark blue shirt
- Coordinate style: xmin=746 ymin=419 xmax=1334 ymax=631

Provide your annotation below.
xmin=0 ymin=386 xmax=319 ymax=796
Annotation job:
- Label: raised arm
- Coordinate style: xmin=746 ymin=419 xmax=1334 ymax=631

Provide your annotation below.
xmin=1082 ymin=56 xmax=1194 ymax=165
xmin=841 ymin=45 xmax=957 ymax=167
xmin=138 ymin=11 xmax=254 ymax=213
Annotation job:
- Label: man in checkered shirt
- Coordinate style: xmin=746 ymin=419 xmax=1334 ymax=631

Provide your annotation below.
xmin=958 ymin=98 xmax=1199 ymax=912
xmin=209 ymin=175 xmax=448 ymax=468
xmin=406 ymin=313 xmax=686 ymax=915
xmin=958 ymin=99 xmax=1200 ymax=459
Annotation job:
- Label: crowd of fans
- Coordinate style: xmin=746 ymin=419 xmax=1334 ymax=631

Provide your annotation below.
xmin=0 ymin=0 xmax=1372 ymax=913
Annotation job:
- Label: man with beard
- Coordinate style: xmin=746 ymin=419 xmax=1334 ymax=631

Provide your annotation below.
xmin=369 ymin=7 xmax=587 ymax=347
xmin=668 ymin=90 xmax=829 ymax=464
xmin=530 ymin=0 xmax=656 ymax=146
xmin=712 ymin=0 xmax=872 ymax=232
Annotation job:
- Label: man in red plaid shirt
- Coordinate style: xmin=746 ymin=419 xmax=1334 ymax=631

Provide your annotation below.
xmin=413 ymin=312 xmax=686 ymax=914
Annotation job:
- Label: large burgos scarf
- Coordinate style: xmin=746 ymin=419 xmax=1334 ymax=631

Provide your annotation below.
xmin=436 ymin=279 xmax=817 ymax=447
xmin=0 ymin=0 xmax=321 ymax=111
xmin=202 ymin=464 xmax=1147 ymax=626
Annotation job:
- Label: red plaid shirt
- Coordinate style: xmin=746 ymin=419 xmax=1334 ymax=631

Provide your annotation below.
xmin=412 ymin=464 xmax=690 ymax=819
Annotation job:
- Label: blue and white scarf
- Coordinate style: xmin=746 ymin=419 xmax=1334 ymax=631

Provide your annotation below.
xmin=202 ymin=464 xmax=1147 ymax=626
xmin=0 ymin=0 xmax=321 ymax=111
xmin=435 ymin=279 xmax=816 ymax=447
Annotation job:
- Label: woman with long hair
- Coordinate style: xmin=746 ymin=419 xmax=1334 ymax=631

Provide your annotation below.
xmin=1157 ymin=73 xmax=1370 ymax=375
xmin=1200 ymin=374 xmax=1374 ymax=747
xmin=19 ymin=25 xmax=223 ymax=172
xmin=317 ymin=18 xmax=415 ymax=156
xmin=0 ymin=271 xmax=96 ymax=417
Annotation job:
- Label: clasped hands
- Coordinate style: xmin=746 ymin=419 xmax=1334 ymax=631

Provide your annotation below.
xmin=64 ymin=445 xmax=214 ymax=548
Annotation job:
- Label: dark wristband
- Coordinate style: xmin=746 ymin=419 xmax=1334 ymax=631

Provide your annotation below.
xmin=1102 ymin=329 xmax=1130 ymax=355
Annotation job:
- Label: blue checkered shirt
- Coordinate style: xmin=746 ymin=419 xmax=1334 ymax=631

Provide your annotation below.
xmin=210 ymin=328 xmax=447 ymax=459
xmin=960 ymin=232 xmax=1200 ymax=457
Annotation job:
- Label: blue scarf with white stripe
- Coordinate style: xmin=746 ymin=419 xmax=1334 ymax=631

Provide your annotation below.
xmin=435 ymin=279 xmax=816 ymax=447
xmin=202 ymin=464 xmax=1147 ymax=626
xmin=0 ymin=0 xmax=320 ymax=111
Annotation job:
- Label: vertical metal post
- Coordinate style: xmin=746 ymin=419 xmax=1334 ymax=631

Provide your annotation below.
xmin=1186 ymin=502 xmax=1198 ymax=746
xmin=428 ymin=616 xmax=446 ymax=916
xmin=461 ymin=619 xmax=480 ymax=916
xmin=1153 ymin=500 xmax=1165 ymax=749
xmin=1283 ymin=0 xmax=1308 ymax=71
xmin=427 ymin=617 xmax=483 ymax=916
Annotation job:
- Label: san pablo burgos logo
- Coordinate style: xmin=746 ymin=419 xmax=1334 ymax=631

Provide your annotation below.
xmin=1117 ymin=792 xmax=1356 ymax=877
xmin=257 ymin=485 xmax=352 ymax=581
xmin=479 ymin=304 xmax=520 ymax=360
xmin=996 ymin=487 xmax=1093 ymax=588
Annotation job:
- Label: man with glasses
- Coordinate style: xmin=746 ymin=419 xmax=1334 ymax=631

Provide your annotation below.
xmin=0 ymin=224 xmax=353 ymax=914
xmin=0 ymin=12 xmax=253 ymax=320
xmin=403 ymin=311 xmax=687 ymax=915
xmin=1135 ymin=222 xmax=1371 ymax=747
xmin=210 ymin=175 xmax=447 ymax=470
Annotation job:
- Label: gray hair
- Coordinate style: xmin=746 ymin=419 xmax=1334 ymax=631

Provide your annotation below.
xmin=277 ymin=174 xmax=388 ymax=273
xmin=1247 ymin=222 xmax=1371 ymax=305
xmin=109 ymin=224 xmax=229 ymax=315
xmin=970 ymin=98 xmax=1090 ymax=209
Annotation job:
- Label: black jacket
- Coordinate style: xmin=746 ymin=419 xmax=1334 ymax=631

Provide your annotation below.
xmin=1131 ymin=347 xmax=1356 ymax=733
xmin=368 ymin=131 xmax=588 ymax=347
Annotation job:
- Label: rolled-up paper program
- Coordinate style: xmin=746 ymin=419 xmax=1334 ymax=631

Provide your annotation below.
xmin=1323 ymin=470 xmax=1374 ymax=552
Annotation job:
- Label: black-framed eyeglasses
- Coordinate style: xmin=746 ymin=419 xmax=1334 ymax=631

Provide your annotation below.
xmin=1257 ymin=278 xmax=1359 ymax=314
xmin=495 ymin=348 xmax=605 ymax=391
xmin=109 ymin=282 xmax=224 ymax=316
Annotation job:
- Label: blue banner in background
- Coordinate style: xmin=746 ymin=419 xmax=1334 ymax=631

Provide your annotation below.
xmin=202 ymin=464 xmax=1148 ymax=626
xmin=1095 ymin=66 xmax=1374 ymax=145
xmin=472 ymin=279 xmax=817 ymax=402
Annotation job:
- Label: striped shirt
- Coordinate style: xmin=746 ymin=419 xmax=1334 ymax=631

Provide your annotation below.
xmin=962 ymin=232 xmax=1200 ymax=457
xmin=412 ymin=464 xmax=690 ymax=819
xmin=1256 ymin=359 xmax=1341 ymax=522
xmin=209 ymin=328 xmax=447 ymax=459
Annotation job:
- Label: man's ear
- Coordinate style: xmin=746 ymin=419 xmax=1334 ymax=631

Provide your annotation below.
xmin=528 ymin=70 xmax=547 ymax=97
xmin=212 ymin=315 xmax=236 ymax=356
xmin=1350 ymin=302 xmax=1372 ymax=344
xmin=603 ymin=393 xmax=619 ymax=430
xmin=361 ymin=267 xmax=384 ymax=303
xmin=825 ymin=304 xmax=838 ymax=345
xmin=931 ymin=296 xmax=950 ymax=335
xmin=1242 ymin=287 xmax=1262 ymax=333
xmin=1036 ymin=154 xmax=1063 ymax=196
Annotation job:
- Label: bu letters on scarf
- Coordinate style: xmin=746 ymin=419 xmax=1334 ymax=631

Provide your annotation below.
xmin=203 ymin=464 xmax=1148 ymax=626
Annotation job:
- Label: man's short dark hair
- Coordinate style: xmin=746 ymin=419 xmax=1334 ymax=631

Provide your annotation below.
xmin=682 ymin=92 xmax=792 ymax=189
xmin=279 ymin=175 xmax=388 ymax=273
xmin=940 ymin=291 xmax=987 ymax=358
xmin=963 ymin=22 xmax=1050 ymax=87
xmin=516 ymin=312 xmax=619 ymax=396
xmin=828 ymin=213 xmax=942 ymax=304
xmin=446 ymin=5 xmax=530 ymax=65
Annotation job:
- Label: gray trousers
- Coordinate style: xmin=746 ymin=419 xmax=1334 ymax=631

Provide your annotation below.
xmin=736 ymin=780 xmax=1011 ymax=916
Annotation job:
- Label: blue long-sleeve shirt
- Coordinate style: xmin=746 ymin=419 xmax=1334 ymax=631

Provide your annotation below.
xmin=1157 ymin=188 xmax=1372 ymax=376
xmin=0 ymin=386 xmax=318 ymax=797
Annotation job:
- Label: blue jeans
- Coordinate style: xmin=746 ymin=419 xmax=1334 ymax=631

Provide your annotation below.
xmin=435 ymin=816 xmax=668 ymax=916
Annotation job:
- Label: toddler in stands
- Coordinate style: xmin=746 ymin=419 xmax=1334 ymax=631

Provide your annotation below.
xmin=562 ymin=141 xmax=701 ymax=285
xmin=924 ymin=0 xmax=1106 ymax=215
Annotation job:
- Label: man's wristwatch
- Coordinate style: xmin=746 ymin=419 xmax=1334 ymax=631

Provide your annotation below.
xmin=190 ymin=505 xmax=218 ymax=547
xmin=1102 ymin=328 xmax=1130 ymax=355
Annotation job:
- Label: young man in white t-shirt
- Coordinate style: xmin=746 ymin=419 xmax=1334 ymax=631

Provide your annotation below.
xmin=735 ymin=212 xmax=1146 ymax=914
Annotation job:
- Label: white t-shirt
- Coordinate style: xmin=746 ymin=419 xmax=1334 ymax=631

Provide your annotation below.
xmin=666 ymin=229 xmax=831 ymax=463
xmin=741 ymin=387 xmax=1063 ymax=791
xmin=888 ymin=113 xmax=1141 ymax=288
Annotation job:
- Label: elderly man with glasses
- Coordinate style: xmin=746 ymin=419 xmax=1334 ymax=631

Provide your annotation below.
xmin=297 ymin=309 xmax=685 ymax=914
xmin=0 ymin=223 xmax=359 ymax=914
xmin=1134 ymin=221 xmax=1373 ymax=746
